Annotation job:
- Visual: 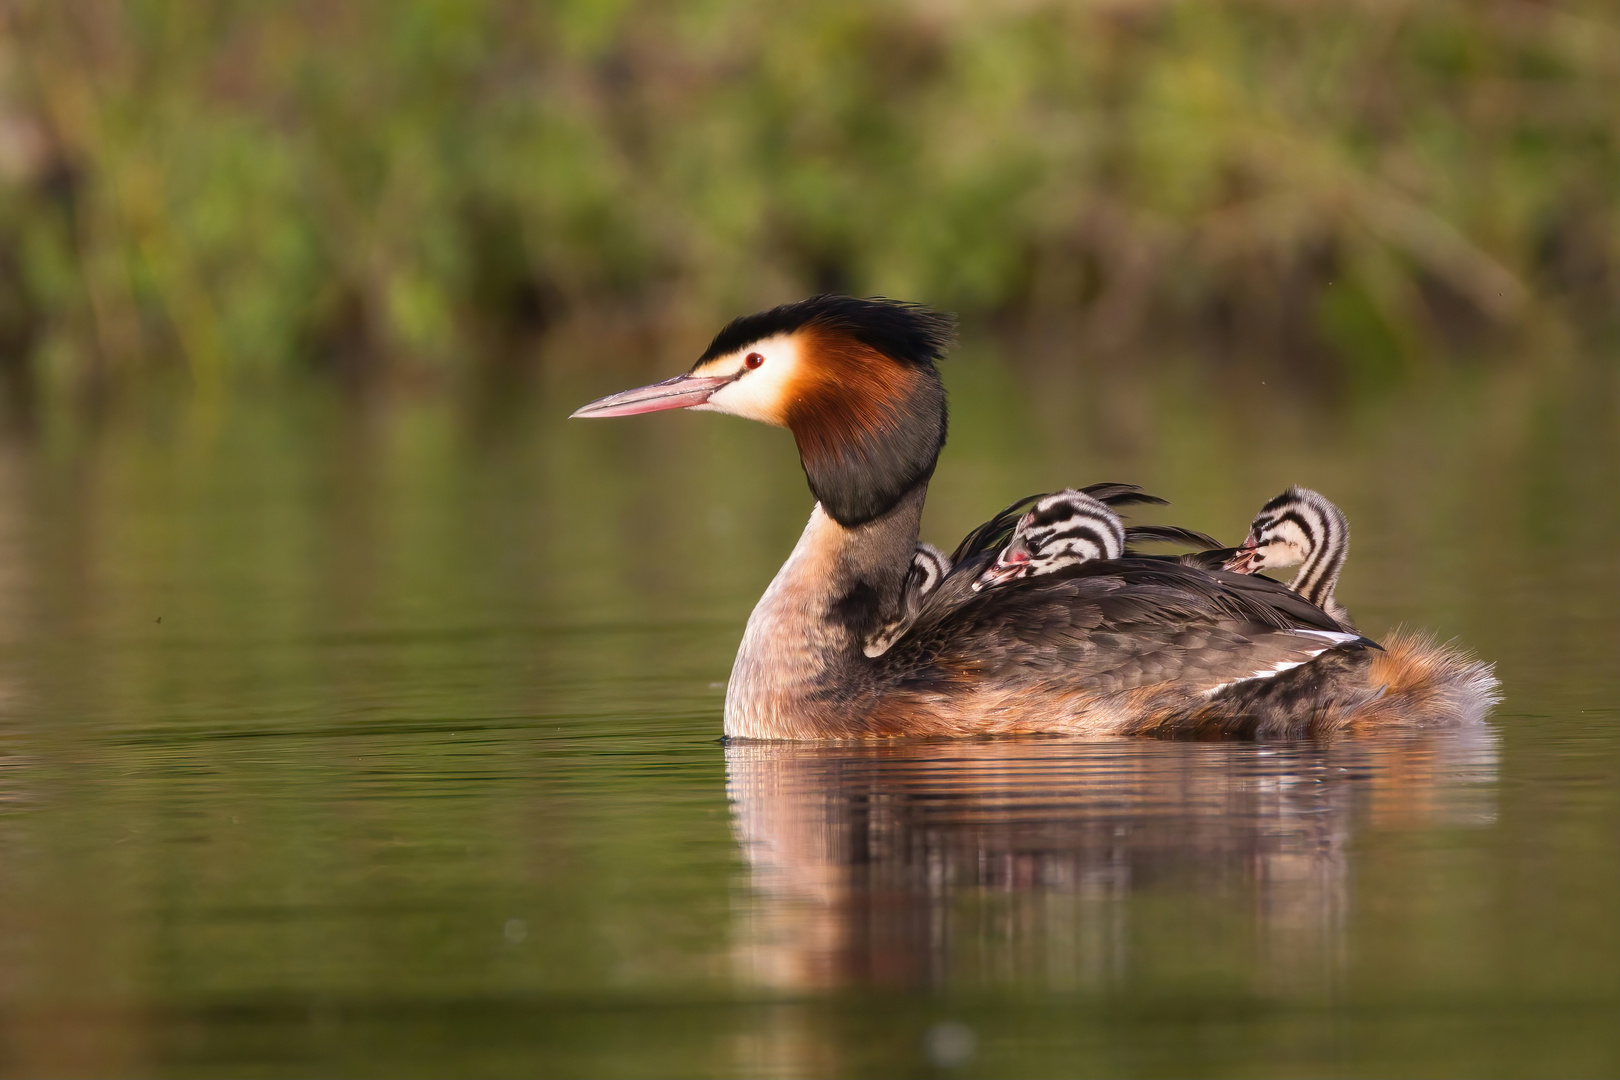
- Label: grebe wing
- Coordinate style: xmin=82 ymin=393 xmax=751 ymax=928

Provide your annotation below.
xmin=1173 ymin=547 xmax=1241 ymax=570
xmin=1120 ymin=523 xmax=1225 ymax=556
xmin=948 ymin=492 xmax=1044 ymax=564
xmin=878 ymin=558 xmax=1376 ymax=697
xmin=1131 ymin=547 xmax=1243 ymax=570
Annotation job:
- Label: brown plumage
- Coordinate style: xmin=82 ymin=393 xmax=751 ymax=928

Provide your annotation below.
xmin=571 ymin=295 xmax=1499 ymax=740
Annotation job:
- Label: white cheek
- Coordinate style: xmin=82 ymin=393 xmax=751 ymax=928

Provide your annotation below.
xmin=692 ymin=335 xmax=802 ymax=427
xmin=702 ymin=368 xmax=790 ymax=425
xmin=1255 ymin=541 xmax=1302 ymax=569
xmin=1271 ymin=525 xmax=1311 ymax=564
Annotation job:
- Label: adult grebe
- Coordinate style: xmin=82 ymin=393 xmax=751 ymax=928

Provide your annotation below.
xmin=1224 ymin=487 xmax=1356 ymax=632
xmin=571 ymin=296 xmax=1498 ymax=739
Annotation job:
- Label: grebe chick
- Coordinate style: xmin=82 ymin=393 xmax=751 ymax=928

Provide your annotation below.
xmin=571 ymin=295 xmax=1497 ymax=739
xmin=1223 ymin=487 xmax=1355 ymax=631
xmin=952 ymin=483 xmax=1221 ymax=569
xmin=865 ymin=542 xmax=951 ymax=657
xmin=970 ymin=487 xmax=1231 ymax=591
xmin=974 ymin=490 xmax=1124 ymax=591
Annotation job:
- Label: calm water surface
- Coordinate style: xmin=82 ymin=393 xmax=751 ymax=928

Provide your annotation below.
xmin=0 ymin=348 xmax=1614 ymax=1077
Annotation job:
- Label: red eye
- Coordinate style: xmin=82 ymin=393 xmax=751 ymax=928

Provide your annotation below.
xmin=744 ymin=352 xmax=765 ymax=370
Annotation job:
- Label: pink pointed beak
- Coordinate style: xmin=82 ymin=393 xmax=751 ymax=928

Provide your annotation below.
xmin=1222 ymin=537 xmax=1261 ymax=575
xmin=569 ymin=372 xmax=735 ymax=419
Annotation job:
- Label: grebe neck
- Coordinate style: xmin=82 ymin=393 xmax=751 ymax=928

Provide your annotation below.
xmin=724 ymin=482 xmax=927 ymax=739
xmin=1292 ymin=507 xmax=1347 ymax=615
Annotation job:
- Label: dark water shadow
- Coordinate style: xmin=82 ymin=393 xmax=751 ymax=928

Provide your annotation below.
xmin=726 ymin=731 xmax=1498 ymax=993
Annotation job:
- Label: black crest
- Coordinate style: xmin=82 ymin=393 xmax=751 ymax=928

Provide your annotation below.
xmin=694 ymin=295 xmax=956 ymax=369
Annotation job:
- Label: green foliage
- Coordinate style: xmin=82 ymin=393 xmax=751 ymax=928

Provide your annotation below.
xmin=0 ymin=0 xmax=1613 ymax=388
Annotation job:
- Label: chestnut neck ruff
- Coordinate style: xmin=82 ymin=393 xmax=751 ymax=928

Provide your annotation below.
xmin=786 ymin=327 xmax=946 ymax=528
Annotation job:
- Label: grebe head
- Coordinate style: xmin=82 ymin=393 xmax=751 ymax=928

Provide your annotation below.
xmin=903 ymin=541 xmax=951 ymax=602
xmin=571 ymin=296 xmax=954 ymax=527
xmin=973 ymin=490 xmax=1126 ymax=591
xmin=863 ymin=542 xmax=952 ymax=658
xmin=1223 ymin=487 xmax=1343 ymax=575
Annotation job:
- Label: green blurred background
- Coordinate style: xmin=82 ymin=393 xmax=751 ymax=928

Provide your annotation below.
xmin=0 ymin=6 xmax=1617 ymax=1076
xmin=0 ymin=0 xmax=1613 ymax=407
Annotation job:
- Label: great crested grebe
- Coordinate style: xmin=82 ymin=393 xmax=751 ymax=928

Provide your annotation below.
xmin=1223 ymin=487 xmax=1356 ymax=632
xmin=571 ymin=295 xmax=1498 ymax=739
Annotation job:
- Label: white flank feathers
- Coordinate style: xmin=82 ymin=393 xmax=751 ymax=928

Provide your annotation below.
xmin=1203 ymin=630 xmax=1360 ymax=697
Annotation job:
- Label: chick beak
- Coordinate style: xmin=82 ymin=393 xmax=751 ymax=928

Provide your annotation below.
xmin=569 ymin=372 xmax=734 ymax=418
xmin=1222 ymin=537 xmax=1261 ymax=575
xmin=973 ymin=546 xmax=1031 ymax=592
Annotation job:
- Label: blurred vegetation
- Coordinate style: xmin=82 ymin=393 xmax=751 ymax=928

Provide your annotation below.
xmin=0 ymin=0 xmax=1613 ymax=400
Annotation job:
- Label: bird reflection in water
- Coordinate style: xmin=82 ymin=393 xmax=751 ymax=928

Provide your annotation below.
xmin=726 ymin=731 xmax=1497 ymax=994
